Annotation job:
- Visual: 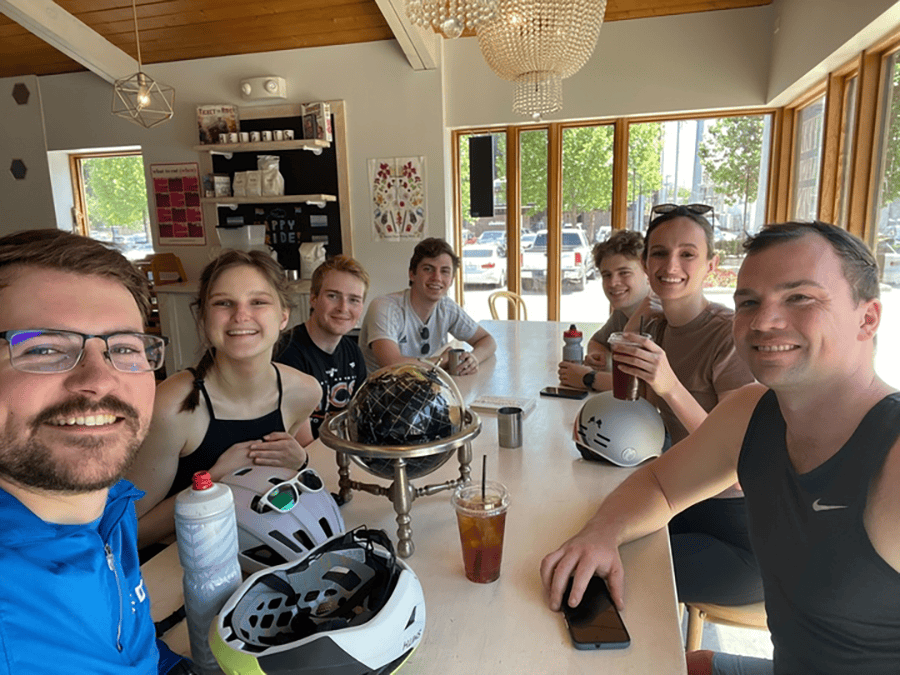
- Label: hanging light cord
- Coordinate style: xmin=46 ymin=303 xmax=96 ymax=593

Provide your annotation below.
xmin=131 ymin=0 xmax=143 ymax=69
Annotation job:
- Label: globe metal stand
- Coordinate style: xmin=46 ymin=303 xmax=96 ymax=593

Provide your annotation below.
xmin=319 ymin=408 xmax=481 ymax=558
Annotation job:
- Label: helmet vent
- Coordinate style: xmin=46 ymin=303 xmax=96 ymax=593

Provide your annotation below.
xmin=270 ymin=530 xmax=303 ymax=553
xmin=268 ymin=598 xmax=282 ymax=610
xmin=234 ymin=467 xmax=253 ymax=476
xmin=293 ymin=529 xmax=316 ymax=550
xmin=405 ymin=607 xmax=417 ymax=629
xmin=319 ymin=518 xmax=334 ymax=538
xmin=260 ymin=614 xmax=274 ymax=630
xmin=304 ymin=590 xmax=320 ymax=603
xmin=276 ymin=611 xmax=292 ymax=627
xmin=324 ymin=567 xmax=363 ymax=591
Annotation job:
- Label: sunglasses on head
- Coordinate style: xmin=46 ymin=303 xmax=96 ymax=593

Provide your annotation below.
xmin=651 ymin=203 xmax=713 ymax=218
xmin=252 ymin=468 xmax=324 ymax=514
xmin=419 ymin=326 xmax=430 ymax=355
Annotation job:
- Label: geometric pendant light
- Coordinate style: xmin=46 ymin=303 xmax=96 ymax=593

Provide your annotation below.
xmin=112 ymin=0 xmax=175 ymax=129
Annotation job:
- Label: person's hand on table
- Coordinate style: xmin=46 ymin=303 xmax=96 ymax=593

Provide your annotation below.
xmin=540 ymin=526 xmax=626 ymax=612
xmin=611 ymin=332 xmax=678 ymax=397
xmin=583 ymin=351 xmax=607 ymax=370
xmin=249 ymin=431 xmax=309 ymax=470
xmin=558 ymin=361 xmax=591 ymax=389
xmin=455 ymin=350 xmax=479 ymax=375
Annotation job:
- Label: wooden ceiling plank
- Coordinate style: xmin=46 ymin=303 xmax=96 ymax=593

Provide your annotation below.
xmin=0 ymin=0 xmax=136 ymax=83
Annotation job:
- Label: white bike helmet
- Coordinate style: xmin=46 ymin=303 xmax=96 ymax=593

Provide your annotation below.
xmin=221 ymin=466 xmax=345 ymax=574
xmin=211 ymin=527 xmax=426 ymax=675
xmin=575 ymin=392 xmax=666 ymax=467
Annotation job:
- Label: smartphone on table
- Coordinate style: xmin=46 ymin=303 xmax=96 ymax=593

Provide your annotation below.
xmin=561 ymin=575 xmax=631 ymax=650
xmin=540 ymin=386 xmax=588 ymax=400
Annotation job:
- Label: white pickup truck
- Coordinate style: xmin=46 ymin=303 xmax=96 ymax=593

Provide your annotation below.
xmin=521 ymin=228 xmax=593 ymax=291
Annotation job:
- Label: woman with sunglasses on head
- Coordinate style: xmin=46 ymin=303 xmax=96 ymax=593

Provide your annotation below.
xmin=128 ymin=250 xmax=321 ymax=551
xmin=613 ymin=203 xmax=762 ymax=608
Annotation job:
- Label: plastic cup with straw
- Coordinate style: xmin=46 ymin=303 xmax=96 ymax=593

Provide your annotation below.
xmin=451 ymin=455 xmax=510 ymax=583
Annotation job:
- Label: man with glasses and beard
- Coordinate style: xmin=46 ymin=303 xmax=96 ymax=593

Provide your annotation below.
xmin=0 ymin=230 xmax=195 ymax=674
xmin=359 ymin=237 xmax=495 ymax=374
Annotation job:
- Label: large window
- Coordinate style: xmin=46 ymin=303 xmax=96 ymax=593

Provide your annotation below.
xmin=872 ymin=47 xmax=900 ymax=289
xmin=71 ymin=151 xmax=153 ymax=260
xmin=791 ymin=95 xmax=826 ymax=221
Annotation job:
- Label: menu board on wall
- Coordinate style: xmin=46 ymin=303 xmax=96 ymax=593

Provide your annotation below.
xmin=150 ymin=163 xmax=206 ymax=245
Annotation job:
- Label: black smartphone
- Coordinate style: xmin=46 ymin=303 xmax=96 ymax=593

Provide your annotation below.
xmin=561 ymin=576 xmax=631 ymax=650
xmin=540 ymin=386 xmax=588 ymax=400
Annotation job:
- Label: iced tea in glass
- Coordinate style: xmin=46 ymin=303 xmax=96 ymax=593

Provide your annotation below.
xmin=451 ymin=481 xmax=509 ymax=583
xmin=608 ymin=331 xmax=651 ymax=401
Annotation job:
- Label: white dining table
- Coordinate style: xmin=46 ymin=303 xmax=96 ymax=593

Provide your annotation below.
xmin=144 ymin=319 xmax=687 ymax=674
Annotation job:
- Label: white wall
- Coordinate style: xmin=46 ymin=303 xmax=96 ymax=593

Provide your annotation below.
xmin=0 ymin=75 xmax=56 ymax=235
xmin=35 ymin=40 xmax=446 ymax=301
xmin=443 ymin=6 xmax=775 ymax=128
xmin=768 ymin=0 xmax=900 ymax=106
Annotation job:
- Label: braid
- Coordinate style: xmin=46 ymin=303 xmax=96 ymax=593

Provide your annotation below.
xmin=179 ymin=349 xmax=216 ymax=413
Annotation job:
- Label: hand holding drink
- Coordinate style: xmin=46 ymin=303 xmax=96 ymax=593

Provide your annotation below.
xmin=608 ymin=331 xmax=652 ymax=400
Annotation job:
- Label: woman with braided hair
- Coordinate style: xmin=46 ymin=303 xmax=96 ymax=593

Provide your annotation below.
xmin=128 ymin=250 xmax=320 ymax=550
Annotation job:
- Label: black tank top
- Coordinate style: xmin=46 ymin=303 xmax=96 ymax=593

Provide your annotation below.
xmin=166 ymin=365 xmax=287 ymax=497
xmin=738 ymin=389 xmax=900 ymax=674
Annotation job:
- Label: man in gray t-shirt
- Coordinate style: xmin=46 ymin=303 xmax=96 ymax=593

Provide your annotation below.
xmin=359 ymin=237 xmax=496 ymax=373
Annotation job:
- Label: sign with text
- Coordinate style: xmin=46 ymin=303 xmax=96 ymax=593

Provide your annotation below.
xmin=150 ymin=163 xmax=205 ymax=245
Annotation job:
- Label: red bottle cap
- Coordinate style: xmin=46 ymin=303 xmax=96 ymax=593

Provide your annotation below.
xmin=564 ymin=324 xmax=582 ymax=338
xmin=192 ymin=471 xmax=214 ymax=491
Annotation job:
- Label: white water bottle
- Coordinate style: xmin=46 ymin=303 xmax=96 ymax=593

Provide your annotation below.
xmin=175 ymin=471 xmax=242 ymax=675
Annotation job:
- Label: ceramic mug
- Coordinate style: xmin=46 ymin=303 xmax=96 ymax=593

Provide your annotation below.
xmin=274 ymin=130 xmax=284 ymax=141
xmin=239 ymin=131 xmax=250 ymax=142
xmin=261 ymin=130 xmax=273 ymax=142
xmin=284 ymin=129 xmax=295 ymax=140
xmin=249 ymin=131 xmax=261 ymax=142
xmin=227 ymin=132 xmax=238 ymax=143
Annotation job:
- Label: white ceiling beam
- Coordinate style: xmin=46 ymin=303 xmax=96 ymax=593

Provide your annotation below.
xmin=374 ymin=0 xmax=440 ymax=71
xmin=0 ymin=0 xmax=136 ymax=84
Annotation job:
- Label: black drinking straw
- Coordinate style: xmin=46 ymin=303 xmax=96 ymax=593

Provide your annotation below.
xmin=481 ymin=454 xmax=487 ymax=501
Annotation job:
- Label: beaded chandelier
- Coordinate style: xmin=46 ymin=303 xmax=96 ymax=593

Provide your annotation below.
xmin=477 ymin=0 xmax=607 ymax=117
xmin=406 ymin=0 xmax=498 ymax=39
xmin=111 ymin=0 xmax=175 ymax=129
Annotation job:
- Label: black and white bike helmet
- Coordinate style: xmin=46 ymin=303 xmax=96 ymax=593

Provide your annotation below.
xmin=221 ymin=466 xmax=345 ymax=574
xmin=574 ymin=392 xmax=666 ymax=467
xmin=211 ymin=527 xmax=426 ymax=675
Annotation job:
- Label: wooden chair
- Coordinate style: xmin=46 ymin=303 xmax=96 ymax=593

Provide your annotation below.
xmin=147 ymin=253 xmax=187 ymax=286
xmin=685 ymin=601 xmax=768 ymax=651
xmin=135 ymin=253 xmax=187 ymax=340
xmin=488 ymin=290 xmax=528 ymax=320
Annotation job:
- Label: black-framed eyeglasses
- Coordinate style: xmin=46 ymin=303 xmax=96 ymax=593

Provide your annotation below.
xmin=0 ymin=329 xmax=168 ymax=374
xmin=252 ymin=468 xmax=324 ymax=514
xmin=419 ymin=326 xmax=430 ymax=355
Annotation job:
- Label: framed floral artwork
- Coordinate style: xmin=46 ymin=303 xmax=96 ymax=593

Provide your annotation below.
xmin=368 ymin=157 xmax=425 ymax=240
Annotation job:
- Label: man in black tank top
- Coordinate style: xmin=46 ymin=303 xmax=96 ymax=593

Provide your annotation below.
xmin=539 ymin=222 xmax=900 ymax=675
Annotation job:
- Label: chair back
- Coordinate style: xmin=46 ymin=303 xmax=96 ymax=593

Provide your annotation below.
xmin=685 ymin=601 xmax=768 ymax=651
xmin=488 ymin=291 xmax=528 ymax=320
xmin=147 ymin=253 xmax=187 ymax=285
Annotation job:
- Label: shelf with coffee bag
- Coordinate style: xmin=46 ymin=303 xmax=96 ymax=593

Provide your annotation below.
xmin=194 ymin=100 xmax=352 ymax=260
xmin=193 ymin=138 xmax=328 ymax=156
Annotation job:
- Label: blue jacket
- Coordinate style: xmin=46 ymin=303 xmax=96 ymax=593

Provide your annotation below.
xmin=0 ymin=480 xmax=159 ymax=674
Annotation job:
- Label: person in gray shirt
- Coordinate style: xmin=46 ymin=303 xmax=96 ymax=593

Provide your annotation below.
xmin=359 ymin=238 xmax=496 ymax=373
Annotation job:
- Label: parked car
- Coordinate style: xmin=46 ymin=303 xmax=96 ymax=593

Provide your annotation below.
xmin=521 ymin=232 xmax=537 ymax=250
xmin=463 ymin=244 xmax=507 ymax=288
xmin=521 ymin=228 xmax=593 ymax=291
xmin=477 ymin=230 xmax=507 ymax=254
xmin=879 ymin=241 xmax=900 ymax=286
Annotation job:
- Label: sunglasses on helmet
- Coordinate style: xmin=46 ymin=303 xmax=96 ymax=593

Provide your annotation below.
xmin=253 ymin=468 xmax=325 ymax=514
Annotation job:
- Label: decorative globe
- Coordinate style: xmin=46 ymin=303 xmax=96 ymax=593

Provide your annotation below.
xmin=347 ymin=362 xmax=465 ymax=479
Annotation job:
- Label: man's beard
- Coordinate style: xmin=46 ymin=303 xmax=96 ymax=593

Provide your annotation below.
xmin=0 ymin=395 xmax=146 ymax=493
